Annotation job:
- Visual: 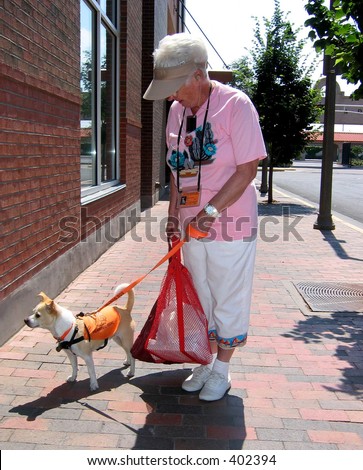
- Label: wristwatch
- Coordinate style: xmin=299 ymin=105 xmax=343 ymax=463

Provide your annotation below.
xmin=203 ymin=203 xmax=220 ymax=218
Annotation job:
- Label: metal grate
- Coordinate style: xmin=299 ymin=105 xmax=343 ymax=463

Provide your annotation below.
xmin=294 ymin=281 xmax=363 ymax=313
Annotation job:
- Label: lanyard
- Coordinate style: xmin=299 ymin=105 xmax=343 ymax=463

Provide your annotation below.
xmin=176 ymin=85 xmax=212 ymax=193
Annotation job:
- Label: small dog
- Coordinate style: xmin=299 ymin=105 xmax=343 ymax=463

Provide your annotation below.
xmin=24 ymin=284 xmax=135 ymax=391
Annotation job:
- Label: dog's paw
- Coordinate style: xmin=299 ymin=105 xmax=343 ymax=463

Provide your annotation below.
xmin=123 ymin=359 xmax=130 ymax=366
xmin=90 ymin=381 xmax=99 ymax=391
xmin=67 ymin=375 xmax=77 ymax=383
xmin=126 ymin=370 xmax=135 ymax=378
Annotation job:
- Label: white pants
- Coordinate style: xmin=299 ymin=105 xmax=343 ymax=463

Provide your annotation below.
xmin=182 ymin=238 xmax=257 ymax=349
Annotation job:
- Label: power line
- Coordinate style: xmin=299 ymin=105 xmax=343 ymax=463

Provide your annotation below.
xmin=178 ymin=0 xmax=230 ymax=69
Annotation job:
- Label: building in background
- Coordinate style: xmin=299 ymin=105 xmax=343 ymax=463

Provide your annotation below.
xmin=0 ymin=0 xmax=185 ymax=345
xmin=305 ymin=79 xmax=363 ymax=163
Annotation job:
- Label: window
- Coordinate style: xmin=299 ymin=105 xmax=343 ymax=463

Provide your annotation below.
xmin=80 ymin=0 xmax=119 ymax=196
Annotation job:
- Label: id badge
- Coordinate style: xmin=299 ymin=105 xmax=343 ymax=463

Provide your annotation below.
xmin=177 ymin=186 xmax=201 ymax=208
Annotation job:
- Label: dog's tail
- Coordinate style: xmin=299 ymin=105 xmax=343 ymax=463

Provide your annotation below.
xmin=114 ymin=283 xmax=134 ymax=312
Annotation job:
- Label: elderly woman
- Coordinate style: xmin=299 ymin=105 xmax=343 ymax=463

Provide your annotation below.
xmin=144 ymin=33 xmax=266 ymax=401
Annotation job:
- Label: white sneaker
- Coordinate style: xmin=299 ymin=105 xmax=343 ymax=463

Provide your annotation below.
xmin=181 ymin=365 xmax=212 ymax=392
xmin=199 ymin=371 xmax=231 ymax=401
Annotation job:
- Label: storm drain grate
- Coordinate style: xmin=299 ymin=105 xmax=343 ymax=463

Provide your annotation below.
xmin=294 ymin=281 xmax=363 ymax=313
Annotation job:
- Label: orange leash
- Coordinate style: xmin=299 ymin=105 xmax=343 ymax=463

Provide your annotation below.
xmin=95 ymin=224 xmax=208 ymax=312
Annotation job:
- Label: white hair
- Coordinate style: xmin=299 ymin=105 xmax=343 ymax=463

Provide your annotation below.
xmin=153 ymin=33 xmax=208 ymax=76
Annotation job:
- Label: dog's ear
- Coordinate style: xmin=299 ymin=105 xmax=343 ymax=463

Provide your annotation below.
xmin=38 ymin=292 xmax=53 ymax=306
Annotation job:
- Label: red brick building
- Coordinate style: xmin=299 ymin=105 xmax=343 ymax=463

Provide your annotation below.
xmin=0 ymin=0 xmax=184 ymax=344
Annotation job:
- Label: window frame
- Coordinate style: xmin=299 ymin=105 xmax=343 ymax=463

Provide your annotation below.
xmin=80 ymin=0 xmax=121 ymax=203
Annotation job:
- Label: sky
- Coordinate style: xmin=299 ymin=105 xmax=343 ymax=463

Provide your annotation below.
xmin=184 ymin=0 xmax=352 ymax=92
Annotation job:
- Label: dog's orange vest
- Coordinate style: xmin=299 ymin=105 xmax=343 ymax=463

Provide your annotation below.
xmin=82 ymin=306 xmax=121 ymax=341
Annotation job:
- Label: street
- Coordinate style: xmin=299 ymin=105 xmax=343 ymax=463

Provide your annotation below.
xmin=258 ymin=160 xmax=363 ymax=226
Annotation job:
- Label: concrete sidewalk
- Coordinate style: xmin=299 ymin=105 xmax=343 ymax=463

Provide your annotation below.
xmin=1 ymin=191 xmax=363 ymax=450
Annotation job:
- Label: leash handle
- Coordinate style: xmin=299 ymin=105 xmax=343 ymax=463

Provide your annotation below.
xmin=186 ymin=223 xmax=208 ymax=239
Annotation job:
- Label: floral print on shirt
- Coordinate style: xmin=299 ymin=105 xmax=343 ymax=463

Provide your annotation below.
xmin=168 ymin=122 xmax=218 ymax=174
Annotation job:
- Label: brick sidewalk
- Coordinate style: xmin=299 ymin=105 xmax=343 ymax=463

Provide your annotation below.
xmin=0 ymin=194 xmax=363 ymax=450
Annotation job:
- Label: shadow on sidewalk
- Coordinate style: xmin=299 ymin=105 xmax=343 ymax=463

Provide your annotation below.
xmin=9 ymin=368 xmax=131 ymax=421
xmin=320 ymin=231 xmax=363 ymax=261
xmin=9 ymin=367 xmax=246 ymax=450
xmin=129 ymin=371 xmax=246 ymax=450
xmin=258 ymin=202 xmax=316 ymax=217
xmin=283 ymin=314 xmax=363 ymax=400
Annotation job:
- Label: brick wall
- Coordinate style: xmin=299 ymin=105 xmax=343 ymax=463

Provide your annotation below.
xmin=0 ymin=0 xmax=143 ymax=307
xmin=0 ymin=73 xmax=80 ymax=298
xmin=0 ymin=0 xmax=80 ymax=95
xmin=0 ymin=0 xmax=81 ymax=300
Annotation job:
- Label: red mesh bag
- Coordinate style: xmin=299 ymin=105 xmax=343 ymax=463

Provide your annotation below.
xmin=130 ymin=299 xmax=160 ymax=363
xmin=131 ymin=241 xmax=212 ymax=365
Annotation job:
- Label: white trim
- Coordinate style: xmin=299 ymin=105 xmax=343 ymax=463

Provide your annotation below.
xmin=81 ymin=183 xmax=126 ymax=205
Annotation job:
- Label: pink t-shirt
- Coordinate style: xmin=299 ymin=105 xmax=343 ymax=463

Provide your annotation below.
xmin=166 ymin=81 xmax=267 ymax=241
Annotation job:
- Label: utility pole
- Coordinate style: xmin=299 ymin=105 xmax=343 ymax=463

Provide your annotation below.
xmin=314 ymin=0 xmax=336 ymax=230
xmin=259 ymin=157 xmax=269 ymax=194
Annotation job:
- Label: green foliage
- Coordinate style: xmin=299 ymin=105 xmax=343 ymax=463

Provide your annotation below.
xmin=305 ymin=145 xmax=323 ymax=158
xmin=229 ymin=56 xmax=255 ymax=98
xmin=230 ymin=0 xmax=322 ymax=167
xmin=350 ymin=145 xmax=363 ymax=166
xmin=351 ymin=145 xmax=363 ymax=157
xmin=350 ymin=157 xmax=363 ymax=166
xmin=305 ymin=0 xmax=363 ymax=99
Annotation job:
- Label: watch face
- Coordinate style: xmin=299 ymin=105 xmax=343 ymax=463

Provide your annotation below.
xmin=205 ymin=204 xmax=218 ymax=217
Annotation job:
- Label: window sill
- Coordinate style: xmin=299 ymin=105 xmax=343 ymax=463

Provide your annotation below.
xmin=81 ymin=183 xmax=126 ymax=205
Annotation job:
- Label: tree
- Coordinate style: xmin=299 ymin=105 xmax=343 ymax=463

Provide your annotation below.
xmin=305 ymin=0 xmax=363 ymax=100
xmin=231 ymin=0 xmax=322 ymax=202
xmin=229 ymin=56 xmax=255 ymax=98
xmin=252 ymin=1 xmax=321 ymax=163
